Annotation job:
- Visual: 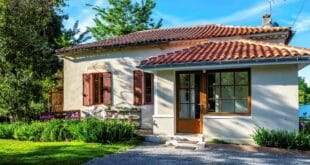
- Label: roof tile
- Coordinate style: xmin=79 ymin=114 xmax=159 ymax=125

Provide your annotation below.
xmin=56 ymin=24 xmax=291 ymax=54
xmin=139 ymin=39 xmax=310 ymax=67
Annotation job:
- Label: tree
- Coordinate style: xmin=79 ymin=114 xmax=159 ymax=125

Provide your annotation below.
xmin=87 ymin=0 xmax=162 ymax=40
xmin=55 ymin=21 xmax=91 ymax=47
xmin=299 ymin=77 xmax=310 ymax=105
xmin=0 ymin=0 xmax=66 ymax=121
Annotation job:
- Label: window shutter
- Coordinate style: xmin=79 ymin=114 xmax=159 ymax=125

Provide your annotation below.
xmin=133 ymin=70 xmax=144 ymax=105
xmin=103 ymin=72 xmax=112 ymax=105
xmin=83 ymin=74 xmax=91 ymax=106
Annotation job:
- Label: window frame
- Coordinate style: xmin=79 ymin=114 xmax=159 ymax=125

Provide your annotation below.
xmin=206 ymin=69 xmax=251 ymax=116
xmin=84 ymin=72 xmax=111 ymax=106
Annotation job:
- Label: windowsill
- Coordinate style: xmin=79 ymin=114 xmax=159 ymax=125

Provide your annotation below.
xmin=204 ymin=115 xmax=252 ymax=119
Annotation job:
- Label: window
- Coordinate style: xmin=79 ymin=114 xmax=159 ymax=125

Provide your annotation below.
xmin=133 ymin=70 xmax=154 ymax=105
xmin=144 ymin=73 xmax=153 ymax=104
xmin=83 ymin=72 xmax=112 ymax=106
xmin=207 ymin=70 xmax=250 ymax=114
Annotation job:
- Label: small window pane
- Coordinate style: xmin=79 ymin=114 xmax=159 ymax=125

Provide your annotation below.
xmin=208 ymin=99 xmax=220 ymax=112
xmin=180 ymin=104 xmax=189 ymax=119
xmin=190 ymin=89 xmax=196 ymax=103
xmin=208 ymin=73 xmax=220 ymax=86
xmin=190 ymin=74 xmax=195 ymax=88
xmin=221 ymin=72 xmax=234 ymax=85
xmin=190 ymin=104 xmax=195 ymax=119
xmin=235 ymin=86 xmax=248 ymax=99
xmin=180 ymin=74 xmax=190 ymax=88
xmin=179 ymin=89 xmax=190 ymax=103
xmin=221 ymin=86 xmax=234 ymax=99
xmin=221 ymin=100 xmax=234 ymax=112
xmin=208 ymin=87 xmax=220 ymax=99
xmin=235 ymin=72 xmax=248 ymax=85
xmin=235 ymin=100 xmax=248 ymax=112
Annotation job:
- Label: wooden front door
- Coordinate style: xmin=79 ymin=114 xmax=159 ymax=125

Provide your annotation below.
xmin=176 ymin=72 xmax=204 ymax=134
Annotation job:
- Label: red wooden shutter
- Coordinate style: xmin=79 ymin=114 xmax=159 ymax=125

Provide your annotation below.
xmin=103 ymin=72 xmax=112 ymax=105
xmin=83 ymin=74 xmax=91 ymax=106
xmin=89 ymin=74 xmax=94 ymax=105
xmin=133 ymin=70 xmax=144 ymax=105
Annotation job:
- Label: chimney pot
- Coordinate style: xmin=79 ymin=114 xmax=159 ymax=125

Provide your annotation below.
xmin=262 ymin=13 xmax=272 ymax=27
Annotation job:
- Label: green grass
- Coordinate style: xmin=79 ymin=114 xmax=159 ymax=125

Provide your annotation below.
xmin=0 ymin=139 xmax=137 ymax=165
xmin=208 ymin=139 xmax=231 ymax=144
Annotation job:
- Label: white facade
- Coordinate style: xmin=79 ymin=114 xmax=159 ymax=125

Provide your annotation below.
xmin=63 ymin=41 xmax=301 ymax=142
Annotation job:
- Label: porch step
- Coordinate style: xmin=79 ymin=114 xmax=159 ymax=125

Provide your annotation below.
xmin=165 ymin=135 xmax=206 ymax=150
xmin=177 ymin=140 xmax=199 ymax=144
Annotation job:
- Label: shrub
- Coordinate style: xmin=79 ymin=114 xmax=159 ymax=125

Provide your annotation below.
xmin=252 ymin=128 xmax=310 ymax=150
xmin=40 ymin=120 xmax=74 ymax=142
xmin=0 ymin=123 xmax=18 ymax=139
xmin=0 ymin=118 xmax=136 ymax=143
xmin=73 ymin=118 xmax=135 ymax=143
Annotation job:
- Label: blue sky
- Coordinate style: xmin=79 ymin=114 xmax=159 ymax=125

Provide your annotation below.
xmin=63 ymin=0 xmax=310 ymax=84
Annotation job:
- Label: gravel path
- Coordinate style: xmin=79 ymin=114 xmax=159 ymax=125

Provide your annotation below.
xmin=85 ymin=143 xmax=310 ymax=165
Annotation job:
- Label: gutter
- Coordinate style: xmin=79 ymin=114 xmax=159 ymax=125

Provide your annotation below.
xmin=137 ymin=56 xmax=310 ymax=71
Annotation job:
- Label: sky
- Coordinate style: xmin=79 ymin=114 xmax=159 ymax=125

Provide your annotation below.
xmin=63 ymin=0 xmax=310 ymax=84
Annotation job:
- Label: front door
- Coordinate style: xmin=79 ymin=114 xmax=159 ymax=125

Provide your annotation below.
xmin=176 ymin=72 xmax=203 ymax=133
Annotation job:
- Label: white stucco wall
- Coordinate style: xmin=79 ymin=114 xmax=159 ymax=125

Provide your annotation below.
xmin=63 ymin=44 xmax=198 ymax=128
xmin=153 ymin=70 xmax=176 ymax=135
xmin=203 ymin=64 xmax=299 ymax=142
xmin=151 ymin=64 xmax=299 ymax=142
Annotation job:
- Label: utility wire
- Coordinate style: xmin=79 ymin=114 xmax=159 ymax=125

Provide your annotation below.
xmin=292 ymin=0 xmax=306 ymax=29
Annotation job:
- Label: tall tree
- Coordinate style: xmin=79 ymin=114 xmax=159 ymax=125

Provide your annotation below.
xmin=88 ymin=0 xmax=162 ymax=40
xmin=0 ymin=0 xmax=66 ymax=121
xmin=56 ymin=21 xmax=91 ymax=47
xmin=299 ymin=77 xmax=310 ymax=105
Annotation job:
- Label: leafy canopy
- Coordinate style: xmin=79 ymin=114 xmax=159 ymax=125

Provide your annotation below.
xmin=299 ymin=77 xmax=310 ymax=105
xmin=88 ymin=0 xmax=162 ymax=40
xmin=0 ymin=0 xmax=66 ymax=121
xmin=55 ymin=21 xmax=91 ymax=47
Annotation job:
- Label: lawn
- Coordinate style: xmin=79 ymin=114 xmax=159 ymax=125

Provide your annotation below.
xmin=0 ymin=139 xmax=136 ymax=165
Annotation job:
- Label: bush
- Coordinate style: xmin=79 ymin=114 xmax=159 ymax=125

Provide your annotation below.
xmin=0 ymin=123 xmax=18 ymax=139
xmin=40 ymin=120 xmax=74 ymax=142
xmin=301 ymin=122 xmax=310 ymax=134
xmin=253 ymin=128 xmax=310 ymax=150
xmin=72 ymin=118 xmax=135 ymax=143
xmin=0 ymin=118 xmax=136 ymax=143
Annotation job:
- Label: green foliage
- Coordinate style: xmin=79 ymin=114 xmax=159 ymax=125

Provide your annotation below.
xmin=0 ymin=119 xmax=136 ymax=143
xmin=210 ymin=139 xmax=230 ymax=144
xmin=299 ymin=77 xmax=310 ymax=105
xmin=87 ymin=0 xmax=162 ymax=40
xmin=0 ymin=123 xmax=18 ymax=139
xmin=252 ymin=128 xmax=310 ymax=150
xmin=301 ymin=122 xmax=310 ymax=134
xmin=40 ymin=120 xmax=74 ymax=142
xmin=55 ymin=21 xmax=91 ymax=47
xmin=0 ymin=0 xmax=67 ymax=121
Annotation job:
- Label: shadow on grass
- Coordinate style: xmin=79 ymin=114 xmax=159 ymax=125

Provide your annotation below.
xmin=0 ymin=140 xmax=137 ymax=165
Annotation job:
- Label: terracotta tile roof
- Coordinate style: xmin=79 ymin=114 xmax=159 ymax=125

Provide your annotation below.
xmin=56 ymin=24 xmax=291 ymax=54
xmin=139 ymin=39 xmax=310 ymax=68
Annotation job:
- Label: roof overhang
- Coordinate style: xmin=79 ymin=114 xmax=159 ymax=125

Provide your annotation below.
xmin=137 ymin=56 xmax=310 ymax=71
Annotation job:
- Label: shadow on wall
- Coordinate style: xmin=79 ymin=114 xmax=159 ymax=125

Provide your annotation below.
xmin=156 ymin=72 xmax=175 ymax=111
xmin=205 ymin=85 xmax=298 ymax=139
xmin=70 ymin=53 xmax=138 ymax=107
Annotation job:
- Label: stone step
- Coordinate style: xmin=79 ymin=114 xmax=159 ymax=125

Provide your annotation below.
xmin=176 ymin=140 xmax=199 ymax=144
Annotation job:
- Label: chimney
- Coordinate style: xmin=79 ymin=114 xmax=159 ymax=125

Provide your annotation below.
xmin=262 ymin=13 xmax=272 ymax=27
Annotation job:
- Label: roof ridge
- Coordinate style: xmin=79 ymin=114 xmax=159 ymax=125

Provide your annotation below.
xmin=235 ymin=39 xmax=310 ymax=54
xmin=134 ymin=24 xmax=291 ymax=34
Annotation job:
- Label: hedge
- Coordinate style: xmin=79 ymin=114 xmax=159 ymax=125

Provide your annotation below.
xmin=252 ymin=128 xmax=310 ymax=150
xmin=0 ymin=118 xmax=135 ymax=143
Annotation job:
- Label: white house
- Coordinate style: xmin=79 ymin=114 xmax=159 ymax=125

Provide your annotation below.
xmin=56 ymin=15 xmax=310 ymax=143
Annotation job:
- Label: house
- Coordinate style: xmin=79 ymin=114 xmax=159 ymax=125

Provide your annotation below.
xmin=56 ymin=15 xmax=310 ymax=143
